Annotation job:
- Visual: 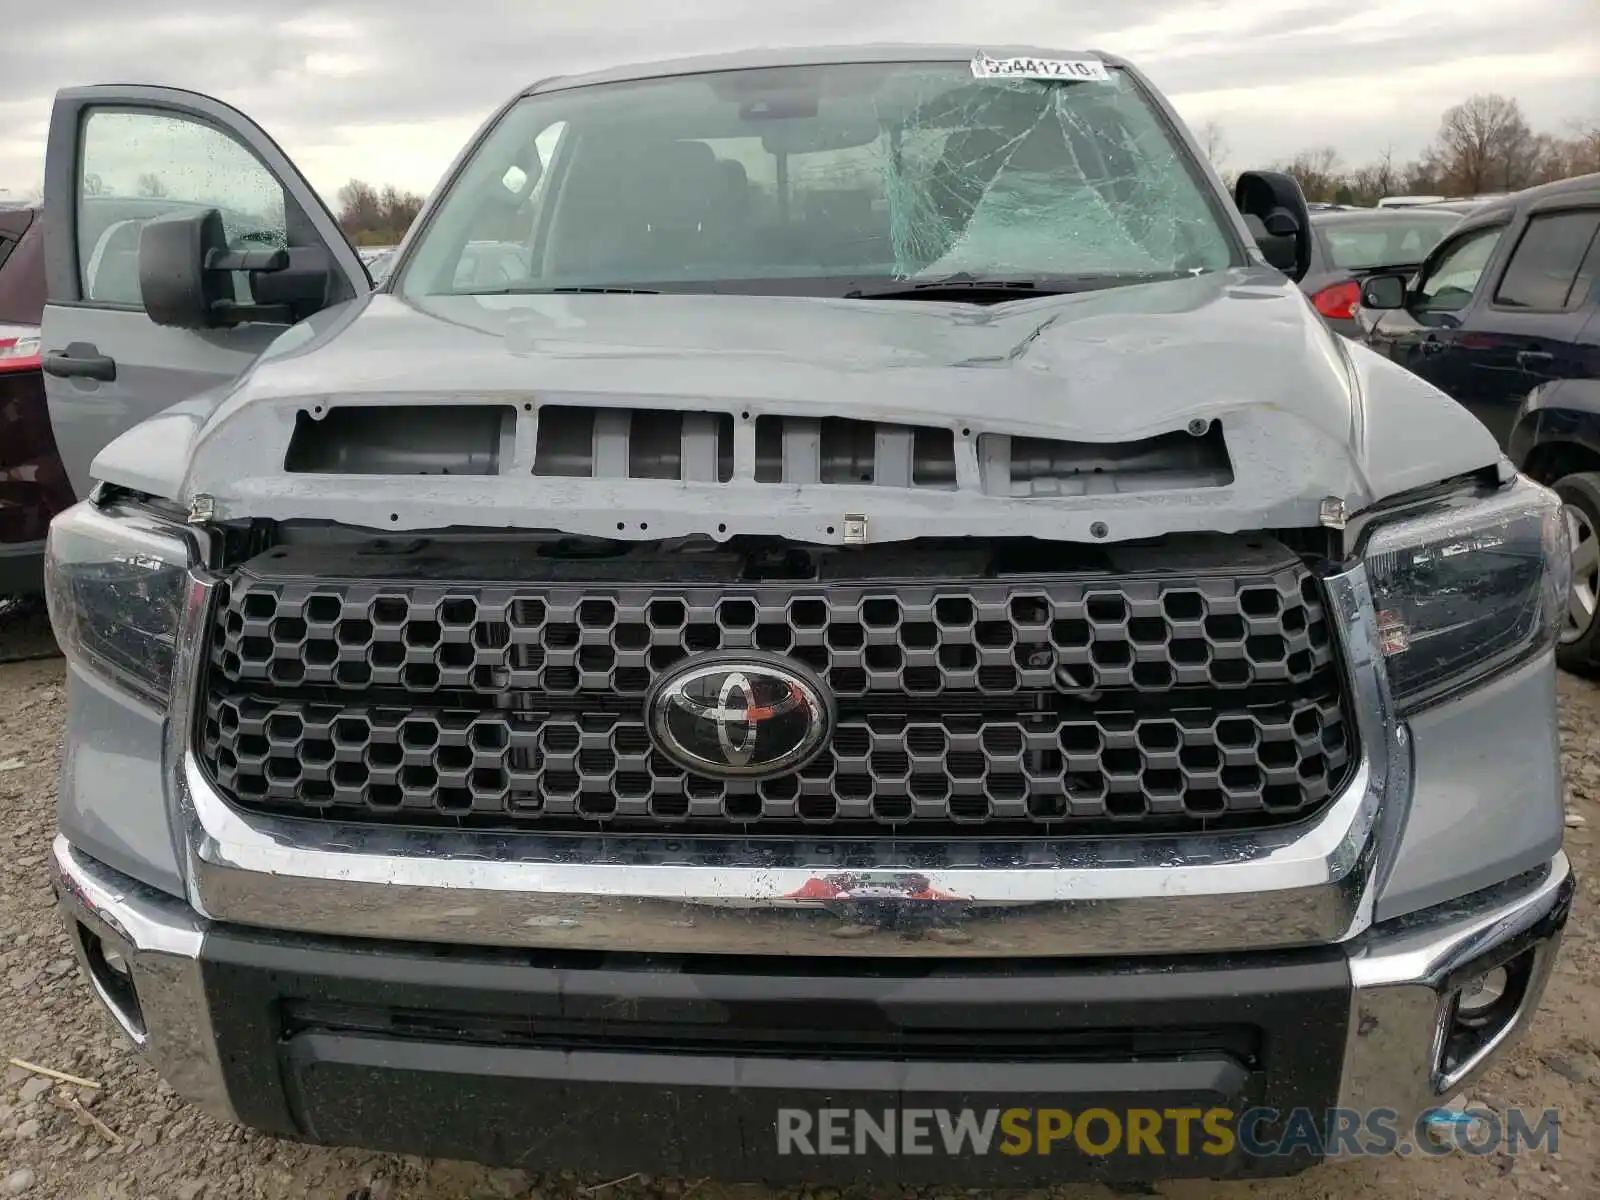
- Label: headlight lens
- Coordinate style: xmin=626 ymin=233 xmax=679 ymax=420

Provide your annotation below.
xmin=44 ymin=502 xmax=193 ymax=709
xmin=1363 ymin=476 xmax=1566 ymax=712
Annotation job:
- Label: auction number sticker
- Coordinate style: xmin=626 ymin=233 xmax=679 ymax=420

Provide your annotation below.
xmin=970 ymin=53 xmax=1110 ymax=82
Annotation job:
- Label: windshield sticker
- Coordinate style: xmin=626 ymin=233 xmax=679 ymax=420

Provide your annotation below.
xmin=970 ymin=53 xmax=1110 ymax=82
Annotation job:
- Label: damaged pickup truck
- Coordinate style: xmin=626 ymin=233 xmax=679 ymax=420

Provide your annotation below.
xmin=40 ymin=46 xmax=1576 ymax=1185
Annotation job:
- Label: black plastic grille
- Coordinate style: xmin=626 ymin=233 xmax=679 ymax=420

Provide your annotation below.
xmin=198 ymin=554 xmax=1355 ymax=836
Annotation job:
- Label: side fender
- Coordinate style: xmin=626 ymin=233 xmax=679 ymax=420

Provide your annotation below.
xmin=1508 ymin=379 xmax=1600 ymax=478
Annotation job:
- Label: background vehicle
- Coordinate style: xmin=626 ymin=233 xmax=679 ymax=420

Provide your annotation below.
xmin=1508 ymin=379 xmax=1600 ymax=672
xmin=1301 ymin=206 xmax=1463 ymax=334
xmin=0 ymin=203 xmax=73 ymax=597
xmin=1420 ymin=199 xmax=1488 ymax=216
xmin=357 ymin=244 xmax=397 ymax=284
xmin=1377 ymin=194 xmax=1447 ymax=208
xmin=1361 ymin=172 xmax=1600 ymax=665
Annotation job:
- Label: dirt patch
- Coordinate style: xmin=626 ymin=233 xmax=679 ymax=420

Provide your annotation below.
xmin=0 ymin=639 xmax=1595 ymax=1199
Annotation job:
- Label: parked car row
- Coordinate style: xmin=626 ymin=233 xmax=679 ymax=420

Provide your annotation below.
xmin=358 ymin=244 xmax=398 ymax=284
xmin=1300 ymin=205 xmax=1464 ymax=335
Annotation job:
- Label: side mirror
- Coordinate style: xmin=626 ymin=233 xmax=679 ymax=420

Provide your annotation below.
xmin=138 ymin=209 xmax=233 ymax=329
xmin=1235 ymin=170 xmax=1312 ymax=282
xmin=1360 ymin=273 xmax=1409 ymax=311
xmin=138 ymin=209 xmax=320 ymax=330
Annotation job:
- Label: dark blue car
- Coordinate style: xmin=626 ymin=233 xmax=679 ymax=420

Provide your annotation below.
xmin=1361 ymin=172 xmax=1600 ymax=669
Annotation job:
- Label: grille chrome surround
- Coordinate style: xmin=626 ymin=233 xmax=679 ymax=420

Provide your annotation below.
xmin=164 ymin=551 xmax=1398 ymax=957
xmin=197 ymin=548 xmax=1355 ymax=835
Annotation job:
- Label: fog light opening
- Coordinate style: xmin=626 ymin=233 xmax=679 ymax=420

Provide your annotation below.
xmin=78 ymin=923 xmax=146 ymax=1040
xmin=1455 ymin=965 xmax=1510 ymax=1027
xmin=1438 ymin=950 xmax=1536 ymax=1082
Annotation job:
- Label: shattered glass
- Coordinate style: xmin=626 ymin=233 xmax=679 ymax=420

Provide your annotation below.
xmin=401 ymin=61 xmax=1237 ymax=298
xmin=881 ymin=76 xmax=1232 ymax=278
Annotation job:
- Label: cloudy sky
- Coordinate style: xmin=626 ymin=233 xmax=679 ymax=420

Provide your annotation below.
xmin=1 ymin=0 xmax=1596 ymax=204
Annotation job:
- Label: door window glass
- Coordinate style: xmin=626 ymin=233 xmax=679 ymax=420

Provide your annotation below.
xmin=1494 ymin=210 xmax=1600 ymax=311
xmin=1414 ymin=225 xmax=1504 ymax=312
xmin=1571 ymin=221 xmax=1600 ymax=311
xmin=77 ymin=108 xmax=287 ymax=305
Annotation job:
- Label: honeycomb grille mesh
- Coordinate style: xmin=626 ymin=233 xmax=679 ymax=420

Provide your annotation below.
xmin=198 ymin=563 xmax=1355 ymax=835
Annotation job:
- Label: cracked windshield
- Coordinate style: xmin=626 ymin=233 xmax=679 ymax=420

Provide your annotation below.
xmin=398 ymin=59 xmax=1237 ymax=299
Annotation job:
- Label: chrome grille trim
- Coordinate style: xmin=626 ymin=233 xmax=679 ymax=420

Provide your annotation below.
xmin=196 ymin=558 xmax=1352 ymax=834
xmin=160 ymin=548 xmax=1402 ymax=957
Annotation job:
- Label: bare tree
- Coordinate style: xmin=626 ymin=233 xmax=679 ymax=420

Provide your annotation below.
xmin=82 ymin=173 xmax=106 ymax=197
xmin=1346 ymin=145 xmax=1402 ymax=204
xmin=1555 ymin=114 xmax=1600 ymax=177
xmin=1276 ymin=146 xmax=1343 ymax=203
xmin=136 ymin=172 xmax=169 ymax=199
xmin=1427 ymin=94 xmax=1536 ymax=194
xmin=337 ymin=178 xmax=425 ymax=244
xmin=336 ymin=179 xmax=384 ymax=238
xmin=377 ymin=184 xmax=425 ymax=238
xmin=1196 ymin=120 xmax=1230 ymax=177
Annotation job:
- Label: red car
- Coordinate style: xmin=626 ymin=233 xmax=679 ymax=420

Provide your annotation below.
xmin=0 ymin=204 xmax=74 ymax=597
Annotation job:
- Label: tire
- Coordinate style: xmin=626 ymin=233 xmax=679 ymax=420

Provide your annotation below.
xmin=1553 ymin=471 xmax=1600 ymax=676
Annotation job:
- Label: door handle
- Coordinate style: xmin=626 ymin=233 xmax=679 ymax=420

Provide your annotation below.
xmin=1421 ymin=339 xmax=1446 ymax=356
xmin=42 ymin=341 xmax=117 ymax=382
xmin=1517 ymin=350 xmax=1555 ymax=368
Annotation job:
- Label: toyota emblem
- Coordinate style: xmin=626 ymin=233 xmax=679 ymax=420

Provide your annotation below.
xmin=645 ymin=652 xmax=834 ymax=779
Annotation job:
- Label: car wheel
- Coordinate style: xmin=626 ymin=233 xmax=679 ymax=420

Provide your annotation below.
xmin=1554 ymin=472 xmax=1600 ymax=675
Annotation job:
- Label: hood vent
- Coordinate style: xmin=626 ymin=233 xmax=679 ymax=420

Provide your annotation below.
xmin=285 ymin=405 xmax=515 ymax=476
xmin=535 ymin=406 xmax=736 ymax=483
xmin=979 ymin=423 xmax=1233 ymax=498
xmin=285 ymin=402 xmax=1231 ymax=499
xmin=752 ymin=416 xmax=956 ymax=488
xmin=533 ymin=406 xmax=958 ymax=489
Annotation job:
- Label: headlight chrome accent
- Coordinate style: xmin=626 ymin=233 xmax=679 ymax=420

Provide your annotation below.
xmin=1361 ymin=475 xmax=1566 ymax=713
xmin=44 ymin=501 xmax=196 ymax=710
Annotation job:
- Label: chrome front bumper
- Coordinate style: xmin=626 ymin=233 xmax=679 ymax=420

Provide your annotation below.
xmin=52 ymin=834 xmax=1575 ymax=1134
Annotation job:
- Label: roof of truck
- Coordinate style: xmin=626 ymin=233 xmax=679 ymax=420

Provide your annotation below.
xmin=524 ymin=44 xmax=1126 ymax=95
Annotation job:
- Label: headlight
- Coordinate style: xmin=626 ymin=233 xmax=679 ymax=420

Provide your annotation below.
xmin=1363 ymin=476 xmax=1567 ymax=712
xmin=44 ymin=502 xmax=194 ymax=709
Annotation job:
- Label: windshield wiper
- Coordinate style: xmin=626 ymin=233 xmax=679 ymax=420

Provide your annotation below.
xmin=844 ymin=273 xmax=1042 ymax=300
xmin=844 ymin=270 xmax=1199 ymax=302
xmin=462 ymin=285 xmax=663 ymax=296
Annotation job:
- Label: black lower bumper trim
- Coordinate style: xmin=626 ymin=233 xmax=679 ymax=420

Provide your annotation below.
xmin=200 ymin=929 xmax=1352 ymax=1183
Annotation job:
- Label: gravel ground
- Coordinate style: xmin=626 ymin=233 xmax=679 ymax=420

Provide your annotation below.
xmin=0 ymin=615 xmax=1596 ymax=1199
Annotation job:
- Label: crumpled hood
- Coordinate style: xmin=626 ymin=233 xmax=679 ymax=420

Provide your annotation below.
xmin=94 ymin=265 xmax=1500 ymax=543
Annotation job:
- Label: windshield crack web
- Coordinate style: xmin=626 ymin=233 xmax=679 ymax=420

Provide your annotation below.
xmin=876 ymin=75 xmax=1220 ymax=281
xmin=412 ymin=62 xmax=1234 ymax=297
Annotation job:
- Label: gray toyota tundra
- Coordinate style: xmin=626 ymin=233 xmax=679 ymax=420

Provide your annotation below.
xmin=38 ymin=45 xmax=1576 ymax=1185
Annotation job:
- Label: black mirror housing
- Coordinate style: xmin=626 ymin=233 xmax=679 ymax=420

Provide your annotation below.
xmin=1360 ymin=273 xmax=1409 ymax=310
xmin=139 ymin=209 xmax=328 ymax=328
xmin=1234 ymin=170 xmax=1312 ymax=282
xmin=138 ymin=209 xmax=233 ymax=329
